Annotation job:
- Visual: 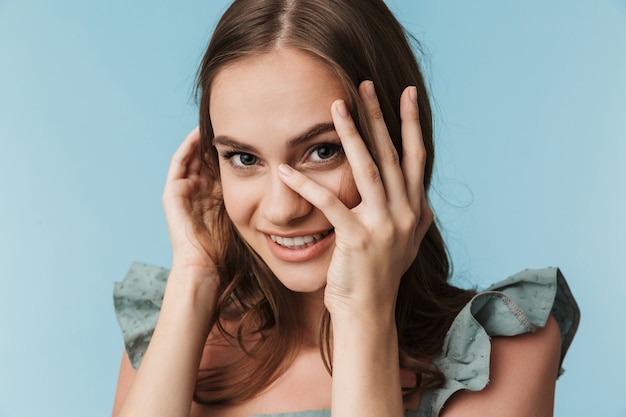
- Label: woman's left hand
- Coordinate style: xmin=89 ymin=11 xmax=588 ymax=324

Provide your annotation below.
xmin=277 ymin=80 xmax=433 ymax=317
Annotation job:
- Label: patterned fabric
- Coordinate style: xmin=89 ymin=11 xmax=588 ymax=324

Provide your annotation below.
xmin=113 ymin=265 xmax=579 ymax=417
xmin=113 ymin=262 xmax=168 ymax=369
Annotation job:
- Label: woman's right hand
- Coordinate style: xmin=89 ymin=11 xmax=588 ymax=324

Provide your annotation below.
xmin=113 ymin=128 xmax=220 ymax=417
xmin=162 ymin=127 xmax=219 ymax=276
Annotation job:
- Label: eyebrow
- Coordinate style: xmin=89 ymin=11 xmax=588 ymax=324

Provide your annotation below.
xmin=212 ymin=122 xmax=337 ymax=152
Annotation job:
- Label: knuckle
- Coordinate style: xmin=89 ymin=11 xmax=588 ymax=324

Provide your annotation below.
xmin=350 ymin=225 xmax=370 ymax=249
xmin=352 ymin=234 xmax=369 ymax=251
xmin=368 ymin=106 xmax=385 ymax=121
xmin=380 ymin=145 xmax=400 ymax=166
xmin=292 ymin=173 xmax=308 ymax=188
xmin=406 ymin=108 xmax=420 ymax=123
xmin=404 ymin=144 xmax=426 ymax=165
xmin=402 ymin=141 xmax=428 ymax=161
xmin=317 ymin=188 xmax=338 ymax=209
xmin=417 ymin=145 xmax=427 ymax=162
xmin=363 ymin=161 xmax=381 ymax=183
xmin=400 ymin=211 xmax=418 ymax=233
xmin=417 ymin=139 xmax=428 ymax=156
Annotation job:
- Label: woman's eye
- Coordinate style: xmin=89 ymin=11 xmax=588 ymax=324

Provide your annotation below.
xmin=237 ymin=153 xmax=257 ymax=166
xmin=310 ymin=144 xmax=342 ymax=162
xmin=224 ymin=152 xmax=258 ymax=168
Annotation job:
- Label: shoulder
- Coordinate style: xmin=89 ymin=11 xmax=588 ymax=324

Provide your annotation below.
xmin=440 ymin=315 xmax=561 ymax=417
xmin=416 ymin=267 xmax=580 ymax=417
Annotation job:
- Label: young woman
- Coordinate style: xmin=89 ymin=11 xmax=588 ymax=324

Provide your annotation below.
xmin=112 ymin=1 xmax=580 ymax=416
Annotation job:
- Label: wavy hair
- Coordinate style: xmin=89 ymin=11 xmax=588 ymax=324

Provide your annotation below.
xmin=194 ymin=0 xmax=475 ymax=404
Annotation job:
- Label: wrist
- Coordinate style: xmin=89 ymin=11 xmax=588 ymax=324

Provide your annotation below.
xmin=164 ymin=265 xmax=220 ymax=310
xmin=170 ymin=262 xmax=218 ymax=280
xmin=326 ymin=296 xmax=397 ymax=327
xmin=330 ymin=308 xmax=398 ymax=342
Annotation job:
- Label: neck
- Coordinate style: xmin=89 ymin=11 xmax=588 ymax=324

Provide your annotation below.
xmin=292 ymin=289 xmax=326 ymax=348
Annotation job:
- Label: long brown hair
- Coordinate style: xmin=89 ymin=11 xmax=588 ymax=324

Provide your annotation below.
xmin=195 ymin=0 xmax=475 ymax=404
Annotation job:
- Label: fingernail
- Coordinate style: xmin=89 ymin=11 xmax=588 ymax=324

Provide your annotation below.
xmin=364 ymin=81 xmax=377 ymax=100
xmin=409 ymin=86 xmax=417 ymax=104
xmin=335 ymin=100 xmax=349 ymax=118
xmin=278 ymin=164 xmax=294 ymax=176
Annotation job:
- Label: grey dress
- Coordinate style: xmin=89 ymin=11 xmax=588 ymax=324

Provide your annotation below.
xmin=114 ymin=265 xmax=580 ymax=417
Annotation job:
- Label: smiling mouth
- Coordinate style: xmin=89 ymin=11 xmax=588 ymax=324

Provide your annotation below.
xmin=269 ymin=229 xmax=333 ymax=249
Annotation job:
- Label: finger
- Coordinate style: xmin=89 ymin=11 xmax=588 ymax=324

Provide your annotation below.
xmin=358 ymin=81 xmax=408 ymax=205
xmin=400 ymin=86 xmax=426 ymax=212
xmin=331 ymin=100 xmax=386 ymax=209
xmin=181 ymin=127 xmax=203 ymax=176
xmin=166 ymin=127 xmax=201 ymax=183
xmin=414 ymin=193 xmax=434 ymax=248
xmin=277 ymin=163 xmax=358 ymax=229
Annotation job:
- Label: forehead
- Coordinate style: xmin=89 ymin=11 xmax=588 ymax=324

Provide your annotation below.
xmin=209 ymin=48 xmax=348 ymax=142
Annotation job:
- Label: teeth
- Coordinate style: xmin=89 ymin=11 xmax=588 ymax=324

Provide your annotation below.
xmin=270 ymin=230 xmax=331 ymax=249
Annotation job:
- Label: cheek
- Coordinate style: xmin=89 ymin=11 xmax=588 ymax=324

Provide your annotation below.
xmin=221 ymin=177 xmax=251 ymax=227
xmin=338 ymin=173 xmax=360 ymax=209
xmin=309 ymin=167 xmax=361 ymax=209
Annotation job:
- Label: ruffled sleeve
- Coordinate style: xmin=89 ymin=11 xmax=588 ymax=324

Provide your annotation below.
xmin=113 ymin=262 xmax=170 ymax=369
xmin=416 ymin=268 xmax=580 ymax=417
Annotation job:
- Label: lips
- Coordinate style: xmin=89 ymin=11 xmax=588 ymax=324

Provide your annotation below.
xmin=269 ymin=229 xmax=333 ymax=249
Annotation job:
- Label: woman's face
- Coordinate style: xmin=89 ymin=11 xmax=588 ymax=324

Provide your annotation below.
xmin=210 ymin=48 xmax=360 ymax=293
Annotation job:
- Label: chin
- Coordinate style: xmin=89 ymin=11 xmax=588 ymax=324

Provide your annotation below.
xmin=276 ymin=275 xmax=327 ymax=294
xmin=268 ymin=265 xmax=328 ymax=295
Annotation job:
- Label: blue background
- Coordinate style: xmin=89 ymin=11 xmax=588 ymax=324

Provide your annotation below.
xmin=1 ymin=0 xmax=624 ymax=416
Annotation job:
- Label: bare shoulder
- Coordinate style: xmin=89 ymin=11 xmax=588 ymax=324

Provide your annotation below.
xmin=439 ymin=315 xmax=562 ymax=417
xmin=111 ymin=351 xmax=137 ymax=417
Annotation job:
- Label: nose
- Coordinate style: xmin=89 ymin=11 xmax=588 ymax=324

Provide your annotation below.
xmin=260 ymin=171 xmax=312 ymax=225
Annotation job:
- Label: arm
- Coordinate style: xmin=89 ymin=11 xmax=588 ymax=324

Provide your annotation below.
xmin=111 ymin=352 xmax=135 ymax=417
xmin=278 ymin=81 xmax=430 ymax=417
xmin=440 ymin=315 xmax=562 ymax=417
xmin=330 ymin=309 xmax=404 ymax=417
xmin=112 ymin=267 xmax=217 ymax=417
xmin=112 ymin=128 xmax=220 ymax=417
